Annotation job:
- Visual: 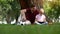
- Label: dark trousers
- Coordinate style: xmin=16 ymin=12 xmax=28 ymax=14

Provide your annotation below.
xmin=38 ymin=21 xmax=44 ymax=24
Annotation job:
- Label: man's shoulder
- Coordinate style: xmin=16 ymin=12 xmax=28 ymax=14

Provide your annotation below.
xmin=34 ymin=9 xmax=39 ymax=13
xmin=36 ymin=14 xmax=40 ymax=16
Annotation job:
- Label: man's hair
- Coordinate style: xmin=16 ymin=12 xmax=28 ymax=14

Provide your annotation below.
xmin=29 ymin=4 xmax=35 ymax=8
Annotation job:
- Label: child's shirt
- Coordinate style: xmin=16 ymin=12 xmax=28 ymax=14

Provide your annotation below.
xmin=36 ymin=14 xmax=46 ymax=22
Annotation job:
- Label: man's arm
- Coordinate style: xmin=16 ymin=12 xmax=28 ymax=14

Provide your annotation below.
xmin=20 ymin=9 xmax=27 ymax=20
xmin=21 ymin=9 xmax=26 ymax=13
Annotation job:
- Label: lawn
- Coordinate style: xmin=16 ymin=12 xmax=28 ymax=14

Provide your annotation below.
xmin=0 ymin=23 xmax=60 ymax=34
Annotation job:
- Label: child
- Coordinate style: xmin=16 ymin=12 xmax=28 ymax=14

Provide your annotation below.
xmin=35 ymin=8 xmax=48 ymax=24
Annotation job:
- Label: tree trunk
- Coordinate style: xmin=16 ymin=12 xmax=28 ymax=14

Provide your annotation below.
xmin=31 ymin=0 xmax=43 ymax=9
xmin=19 ymin=0 xmax=43 ymax=9
xmin=19 ymin=0 xmax=31 ymax=9
xmin=6 ymin=11 xmax=11 ymax=24
xmin=6 ymin=15 xmax=11 ymax=24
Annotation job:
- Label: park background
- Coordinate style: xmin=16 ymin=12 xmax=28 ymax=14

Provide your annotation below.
xmin=0 ymin=0 xmax=60 ymax=34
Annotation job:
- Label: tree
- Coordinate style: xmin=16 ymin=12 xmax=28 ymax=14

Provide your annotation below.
xmin=0 ymin=0 xmax=21 ymax=24
xmin=43 ymin=0 xmax=60 ymax=22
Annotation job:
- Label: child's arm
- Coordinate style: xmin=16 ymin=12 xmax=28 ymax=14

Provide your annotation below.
xmin=34 ymin=15 xmax=38 ymax=23
xmin=34 ymin=15 xmax=41 ymax=24
xmin=43 ymin=15 xmax=46 ymax=22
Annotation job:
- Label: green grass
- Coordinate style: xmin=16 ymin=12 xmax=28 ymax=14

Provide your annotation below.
xmin=0 ymin=23 xmax=60 ymax=34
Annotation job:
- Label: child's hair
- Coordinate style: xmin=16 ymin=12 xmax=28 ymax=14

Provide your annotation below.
xmin=39 ymin=8 xmax=44 ymax=13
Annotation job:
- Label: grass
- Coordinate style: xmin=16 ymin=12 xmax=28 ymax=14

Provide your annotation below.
xmin=0 ymin=23 xmax=60 ymax=34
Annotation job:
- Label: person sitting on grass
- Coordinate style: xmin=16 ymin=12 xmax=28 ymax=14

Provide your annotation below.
xmin=20 ymin=4 xmax=39 ymax=25
xmin=35 ymin=8 xmax=48 ymax=25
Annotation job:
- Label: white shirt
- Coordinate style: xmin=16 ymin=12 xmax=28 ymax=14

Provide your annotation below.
xmin=36 ymin=14 xmax=46 ymax=22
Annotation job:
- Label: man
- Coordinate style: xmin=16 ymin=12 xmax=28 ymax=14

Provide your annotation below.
xmin=20 ymin=5 xmax=39 ymax=24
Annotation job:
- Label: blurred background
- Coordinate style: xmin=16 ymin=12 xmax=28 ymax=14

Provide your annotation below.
xmin=0 ymin=0 xmax=60 ymax=24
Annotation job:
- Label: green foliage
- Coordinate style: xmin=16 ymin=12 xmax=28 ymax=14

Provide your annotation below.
xmin=0 ymin=0 xmax=21 ymax=21
xmin=43 ymin=0 xmax=60 ymax=19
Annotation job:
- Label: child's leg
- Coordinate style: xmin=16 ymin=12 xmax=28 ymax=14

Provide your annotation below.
xmin=35 ymin=21 xmax=42 ymax=25
xmin=43 ymin=22 xmax=48 ymax=24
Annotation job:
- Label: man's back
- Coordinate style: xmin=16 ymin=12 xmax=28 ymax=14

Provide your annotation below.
xmin=25 ymin=8 xmax=39 ymax=24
